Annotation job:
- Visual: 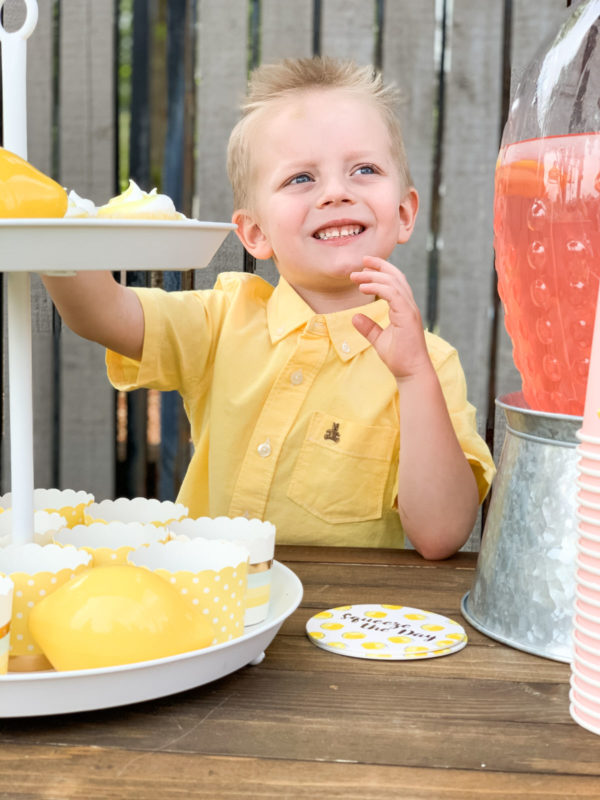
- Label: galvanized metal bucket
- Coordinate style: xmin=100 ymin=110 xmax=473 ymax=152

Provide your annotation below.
xmin=461 ymin=392 xmax=580 ymax=662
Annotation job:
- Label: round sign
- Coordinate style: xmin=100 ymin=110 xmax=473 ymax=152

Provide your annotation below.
xmin=306 ymin=603 xmax=467 ymax=660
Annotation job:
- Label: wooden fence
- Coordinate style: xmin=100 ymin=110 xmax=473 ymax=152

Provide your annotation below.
xmin=0 ymin=0 xmax=577 ymax=543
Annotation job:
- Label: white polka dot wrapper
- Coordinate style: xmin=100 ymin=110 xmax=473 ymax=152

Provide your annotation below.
xmin=128 ymin=538 xmax=250 ymax=645
xmin=0 ymin=543 xmax=92 ymax=670
xmin=306 ymin=604 xmax=468 ymax=660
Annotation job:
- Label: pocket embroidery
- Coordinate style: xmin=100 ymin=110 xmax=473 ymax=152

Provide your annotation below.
xmin=324 ymin=422 xmax=340 ymax=443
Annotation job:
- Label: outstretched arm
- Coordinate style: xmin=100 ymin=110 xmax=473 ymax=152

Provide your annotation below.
xmin=350 ymin=256 xmax=478 ymax=560
xmin=41 ymin=271 xmax=144 ymax=361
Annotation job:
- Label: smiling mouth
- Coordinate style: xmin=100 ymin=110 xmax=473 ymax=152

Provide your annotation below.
xmin=313 ymin=224 xmax=364 ymax=241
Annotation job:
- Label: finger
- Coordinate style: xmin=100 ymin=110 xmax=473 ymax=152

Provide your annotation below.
xmin=352 ymin=313 xmax=383 ymax=344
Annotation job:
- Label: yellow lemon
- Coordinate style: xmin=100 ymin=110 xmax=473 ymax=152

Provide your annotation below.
xmin=28 ymin=565 xmax=214 ymax=670
xmin=361 ymin=641 xmax=385 ymax=650
xmin=342 ymin=632 xmax=366 ymax=639
xmin=388 ymin=635 xmax=412 ymax=644
xmin=308 ymin=631 xmax=325 ymax=639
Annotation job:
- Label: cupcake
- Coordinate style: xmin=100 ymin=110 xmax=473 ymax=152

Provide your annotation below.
xmin=169 ymin=516 xmax=276 ymax=626
xmin=97 ymin=180 xmax=184 ymax=220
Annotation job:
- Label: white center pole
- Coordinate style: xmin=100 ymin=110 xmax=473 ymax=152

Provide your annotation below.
xmin=0 ymin=0 xmax=39 ymax=544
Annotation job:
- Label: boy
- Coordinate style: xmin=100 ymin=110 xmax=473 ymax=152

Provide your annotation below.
xmin=43 ymin=57 xmax=495 ymax=559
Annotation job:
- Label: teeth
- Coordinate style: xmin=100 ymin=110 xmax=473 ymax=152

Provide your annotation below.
xmin=315 ymin=225 xmax=362 ymax=240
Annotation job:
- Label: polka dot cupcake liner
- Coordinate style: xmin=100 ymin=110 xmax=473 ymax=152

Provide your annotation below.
xmin=128 ymin=538 xmax=250 ymax=645
xmin=0 ymin=543 xmax=92 ymax=667
xmin=85 ymin=497 xmax=188 ymax=528
xmin=168 ymin=516 xmax=276 ymax=626
xmin=306 ymin=604 xmax=468 ymax=660
xmin=0 ymin=488 xmax=94 ymax=528
xmin=54 ymin=521 xmax=169 ymax=566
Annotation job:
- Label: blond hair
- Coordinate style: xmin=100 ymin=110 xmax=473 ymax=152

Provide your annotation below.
xmin=226 ymin=56 xmax=413 ymax=210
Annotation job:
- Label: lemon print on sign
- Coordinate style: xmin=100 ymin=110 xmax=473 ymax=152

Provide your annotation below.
xmin=342 ymin=632 xmax=366 ymax=640
xmin=362 ymin=641 xmax=386 ymax=650
xmin=381 ymin=604 xmax=403 ymax=610
xmin=364 ymin=610 xmax=387 ymax=618
xmin=404 ymin=613 xmax=427 ymax=620
xmin=320 ymin=622 xmax=343 ymax=630
xmin=309 ymin=631 xmax=325 ymax=639
xmin=388 ymin=636 xmax=412 ymax=644
xmin=421 ymin=624 xmax=445 ymax=632
xmin=313 ymin=611 xmax=334 ymax=619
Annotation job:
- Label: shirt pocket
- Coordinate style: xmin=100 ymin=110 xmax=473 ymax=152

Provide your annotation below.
xmin=287 ymin=411 xmax=397 ymax=524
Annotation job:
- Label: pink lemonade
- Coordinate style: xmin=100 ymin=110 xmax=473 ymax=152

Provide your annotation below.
xmin=494 ymin=132 xmax=600 ymax=415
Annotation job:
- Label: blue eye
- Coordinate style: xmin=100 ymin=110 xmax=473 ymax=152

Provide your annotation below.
xmin=289 ymin=173 xmax=312 ymax=185
xmin=355 ymin=164 xmax=376 ymax=175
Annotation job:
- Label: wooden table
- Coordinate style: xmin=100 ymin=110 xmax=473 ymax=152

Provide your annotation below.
xmin=0 ymin=546 xmax=598 ymax=799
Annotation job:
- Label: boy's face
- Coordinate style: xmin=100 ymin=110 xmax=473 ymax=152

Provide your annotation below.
xmin=234 ymin=89 xmax=418 ymax=306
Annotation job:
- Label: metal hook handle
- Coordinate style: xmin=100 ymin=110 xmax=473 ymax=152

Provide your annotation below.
xmin=0 ymin=0 xmax=38 ymax=42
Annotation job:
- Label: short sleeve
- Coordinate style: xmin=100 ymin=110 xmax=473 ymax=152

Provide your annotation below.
xmin=106 ymin=284 xmax=229 ymax=396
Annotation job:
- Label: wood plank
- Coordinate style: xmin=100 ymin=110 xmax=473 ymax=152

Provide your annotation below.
xmin=1 ymin=746 xmax=598 ymax=800
xmin=277 ymin=544 xmax=478 ymax=567
xmin=261 ymin=0 xmax=313 ymax=61
xmin=382 ymin=0 xmax=437 ymax=317
xmin=57 ymin=0 xmax=115 ymax=499
xmin=194 ymin=0 xmax=247 ymax=290
xmin=436 ymin=0 xmax=503 ymax=440
xmin=0 ymin=668 xmax=590 ymax=775
xmin=321 ymin=0 xmax=377 ymax=64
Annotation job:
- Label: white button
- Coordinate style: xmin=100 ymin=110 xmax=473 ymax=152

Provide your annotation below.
xmin=341 ymin=341 xmax=351 ymax=354
xmin=257 ymin=439 xmax=271 ymax=458
xmin=290 ymin=370 xmax=304 ymax=385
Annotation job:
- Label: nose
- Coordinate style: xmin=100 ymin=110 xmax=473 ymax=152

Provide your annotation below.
xmin=317 ymin=174 xmax=354 ymax=208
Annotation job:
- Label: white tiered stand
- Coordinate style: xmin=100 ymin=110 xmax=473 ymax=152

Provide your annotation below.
xmin=0 ymin=1 xmax=302 ymax=717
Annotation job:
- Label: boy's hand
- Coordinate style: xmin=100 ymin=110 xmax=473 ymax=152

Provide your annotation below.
xmin=350 ymin=256 xmax=431 ymax=381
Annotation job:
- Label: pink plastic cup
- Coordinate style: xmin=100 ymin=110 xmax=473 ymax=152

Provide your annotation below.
xmin=577 ymin=551 xmax=600 ymax=571
xmin=572 ymin=664 xmax=600 ymax=694
xmin=578 ymin=430 xmax=600 ymax=446
xmin=577 ymin=490 xmax=600 ymax=510
xmin=570 ymin=701 xmax=600 ymax=735
xmin=578 ymin=536 xmax=600 ymax=554
xmin=576 ymin=507 xmax=600 ymax=525
xmin=575 ymin=609 xmax=600 ymax=637
xmin=578 ymin=519 xmax=600 ymax=538
xmin=577 ymin=476 xmax=600 ymax=494
xmin=578 ymin=463 xmax=600 ymax=479
xmin=575 ymin=593 xmax=600 ymax=620
xmin=573 ymin=650 xmax=600 ymax=681
xmin=574 ymin=624 xmax=600 ymax=652
xmin=571 ymin=687 xmax=600 ymax=717
xmin=576 ymin=584 xmax=600 ymax=609
xmin=577 ymin=566 xmax=600 ymax=590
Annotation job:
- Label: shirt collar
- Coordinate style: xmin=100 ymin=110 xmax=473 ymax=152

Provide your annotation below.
xmin=267 ymin=277 xmax=389 ymax=361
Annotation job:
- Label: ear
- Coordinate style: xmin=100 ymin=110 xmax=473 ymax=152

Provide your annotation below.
xmin=396 ymin=187 xmax=419 ymax=244
xmin=232 ymin=209 xmax=274 ymax=260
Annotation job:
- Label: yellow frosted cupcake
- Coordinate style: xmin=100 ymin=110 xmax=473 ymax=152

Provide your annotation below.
xmin=97 ymin=180 xmax=184 ymax=220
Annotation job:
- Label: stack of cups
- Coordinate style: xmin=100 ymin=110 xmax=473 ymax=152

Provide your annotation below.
xmin=571 ymin=284 xmax=600 ymax=735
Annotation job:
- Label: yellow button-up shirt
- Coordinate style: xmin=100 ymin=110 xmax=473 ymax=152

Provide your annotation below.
xmin=107 ymin=272 xmax=495 ymax=548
